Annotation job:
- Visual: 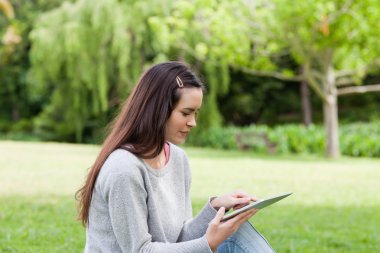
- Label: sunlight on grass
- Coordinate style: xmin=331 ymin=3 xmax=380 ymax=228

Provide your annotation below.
xmin=189 ymin=153 xmax=380 ymax=207
xmin=1 ymin=141 xmax=380 ymax=252
xmin=0 ymin=141 xmax=99 ymax=196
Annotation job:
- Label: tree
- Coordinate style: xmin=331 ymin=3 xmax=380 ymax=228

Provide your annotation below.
xmin=29 ymin=0 xmax=173 ymax=142
xmin=29 ymin=0 xmax=252 ymax=140
xmin=149 ymin=0 xmax=252 ymax=129
xmin=0 ymin=0 xmax=66 ymax=130
xmin=241 ymin=0 xmax=380 ymax=157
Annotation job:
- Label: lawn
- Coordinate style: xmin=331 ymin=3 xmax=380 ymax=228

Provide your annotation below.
xmin=0 ymin=141 xmax=379 ymax=252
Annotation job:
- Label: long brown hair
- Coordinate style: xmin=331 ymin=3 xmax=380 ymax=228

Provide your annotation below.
xmin=76 ymin=61 xmax=205 ymax=226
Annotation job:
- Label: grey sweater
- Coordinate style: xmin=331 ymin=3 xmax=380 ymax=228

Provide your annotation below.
xmin=84 ymin=144 xmax=216 ymax=253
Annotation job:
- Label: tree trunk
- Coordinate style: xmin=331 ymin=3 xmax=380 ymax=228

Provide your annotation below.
xmin=323 ymin=65 xmax=340 ymax=158
xmin=323 ymin=94 xmax=339 ymax=158
xmin=300 ymin=79 xmax=312 ymax=126
xmin=12 ymin=106 xmax=20 ymax=121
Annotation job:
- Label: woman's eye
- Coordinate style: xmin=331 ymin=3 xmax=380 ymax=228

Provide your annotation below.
xmin=182 ymin=112 xmax=190 ymax=116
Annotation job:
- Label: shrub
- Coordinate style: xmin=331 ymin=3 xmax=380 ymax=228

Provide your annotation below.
xmin=186 ymin=127 xmax=238 ymax=150
xmin=340 ymin=122 xmax=380 ymax=157
xmin=187 ymin=122 xmax=380 ymax=158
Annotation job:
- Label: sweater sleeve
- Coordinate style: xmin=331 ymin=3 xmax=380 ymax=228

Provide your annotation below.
xmin=103 ymin=167 xmax=213 ymax=253
xmin=177 ymin=200 xmax=217 ymax=242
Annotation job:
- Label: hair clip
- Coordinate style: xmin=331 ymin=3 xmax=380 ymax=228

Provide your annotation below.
xmin=176 ymin=76 xmax=184 ymax=88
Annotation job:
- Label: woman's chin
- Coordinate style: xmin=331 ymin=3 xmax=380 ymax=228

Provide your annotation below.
xmin=170 ymin=138 xmax=186 ymax=145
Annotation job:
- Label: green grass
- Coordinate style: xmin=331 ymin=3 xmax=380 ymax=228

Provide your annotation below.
xmin=1 ymin=141 xmax=380 ymax=252
xmin=0 ymin=196 xmax=84 ymax=253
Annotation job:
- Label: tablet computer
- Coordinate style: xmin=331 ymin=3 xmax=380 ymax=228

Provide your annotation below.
xmin=221 ymin=192 xmax=292 ymax=222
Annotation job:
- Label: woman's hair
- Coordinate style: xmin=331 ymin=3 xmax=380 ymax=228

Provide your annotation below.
xmin=76 ymin=61 xmax=205 ymax=226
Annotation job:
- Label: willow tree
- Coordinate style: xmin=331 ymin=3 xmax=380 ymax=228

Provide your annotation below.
xmin=241 ymin=0 xmax=380 ymax=157
xmin=148 ymin=0 xmax=252 ymax=128
xmin=29 ymin=0 xmax=170 ymax=141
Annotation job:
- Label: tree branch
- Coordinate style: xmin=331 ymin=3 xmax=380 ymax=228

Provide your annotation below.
xmin=305 ymin=73 xmax=328 ymax=103
xmin=239 ymin=66 xmax=303 ymax=82
xmin=337 ymin=84 xmax=380 ymax=96
xmin=303 ymin=62 xmax=328 ymax=103
xmin=336 ymin=69 xmax=355 ymax=78
xmin=336 ymin=77 xmax=356 ymax=86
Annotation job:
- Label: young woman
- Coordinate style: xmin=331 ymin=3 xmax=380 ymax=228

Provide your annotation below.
xmin=76 ymin=61 xmax=275 ymax=253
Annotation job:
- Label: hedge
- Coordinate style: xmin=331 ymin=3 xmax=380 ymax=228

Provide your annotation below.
xmin=186 ymin=122 xmax=380 ymax=158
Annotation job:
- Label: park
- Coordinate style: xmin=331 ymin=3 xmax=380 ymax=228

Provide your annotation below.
xmin=1 ymin=0 xmax=380 ymax=252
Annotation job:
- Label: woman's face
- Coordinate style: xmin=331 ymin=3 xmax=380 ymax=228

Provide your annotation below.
xmin=165 ymin=87 xmax=203 ymax=145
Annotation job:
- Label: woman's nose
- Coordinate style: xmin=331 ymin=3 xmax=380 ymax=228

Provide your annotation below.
xmin=187 ymin=115 xmax=196 ymax=128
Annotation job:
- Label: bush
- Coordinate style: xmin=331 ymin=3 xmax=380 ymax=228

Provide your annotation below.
xmin=186 ymin=127 xmax=238 ymax=150
xmin=186 ymin=122 xmax=380 ymax=158
xmin=340 ymin=122 xmax=380 ymax=157
xmin=268 ymin=124 xmax=325 ymax=154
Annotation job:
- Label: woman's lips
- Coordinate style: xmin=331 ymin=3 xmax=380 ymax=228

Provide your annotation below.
xmin=179 ymin=131 xmax=189 ymax=137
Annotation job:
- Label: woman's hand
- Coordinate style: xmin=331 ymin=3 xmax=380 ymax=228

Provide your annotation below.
xmin=206 ymin=207 xmax=257 ymax=252
xmin=210 ymin=190 xmax=257 ymax=211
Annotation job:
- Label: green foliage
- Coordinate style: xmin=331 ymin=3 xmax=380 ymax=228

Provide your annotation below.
xmin=338 ymin=90 xmax=380 ymax=123
xmin=150 ymin=0 xmax=251 ymax=128
xmin=27 ymin=0 xmax=255 ymax=141
xmin=219 ymin=72 xmax=304 ymax=126
xmin=2 ymin=0 xmax=380 ymax=145
xmin=340 ymin=122 xmax=380 ymax=157
xmin=186 ymin=126 xmax=238 ymax=150
xmin=28 ymin=0 xmax=171 ymax=142
xmin=268 ymin=124 xmax=325 ymax=154
xmin=0 ymin=0 xmax=66 ymax=124
xmin=186 ymin=122 xmax=380 ymax=158
xmin=245 ymin=0 xmax=380 ymax=94
xmin=28 ymin=0 xmax=250 ymax=140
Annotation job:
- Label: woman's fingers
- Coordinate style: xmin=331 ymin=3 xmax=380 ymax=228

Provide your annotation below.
xmin=235 ymin=197 xmax=251 ymax=205
xmin=232 ymin=196 xmax=257 ymax=210
xmin=227 ymin=208 xmax=257 ymax=227
xmin=232 ymin=190 xmax=258 ymax=205
xmin=233 ymin=204 xmax=245 ymax=210
xmin=213 ymin=207 xmax=225 ymax=223
xmin=233 ymin=210 xmax=256 ymax=229
xmin=206 ymin=207 xmax=257 ymax=250
xmin=211 ymin=190 xmax=259 ymax=210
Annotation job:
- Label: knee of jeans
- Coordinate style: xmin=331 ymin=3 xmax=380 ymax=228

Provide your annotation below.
xmin=218 ymin=237 xmax=250 ymax=253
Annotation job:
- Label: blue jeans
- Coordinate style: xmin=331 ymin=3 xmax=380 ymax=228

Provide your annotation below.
xmin=218 ymin=222 xmax=276 ymax=253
